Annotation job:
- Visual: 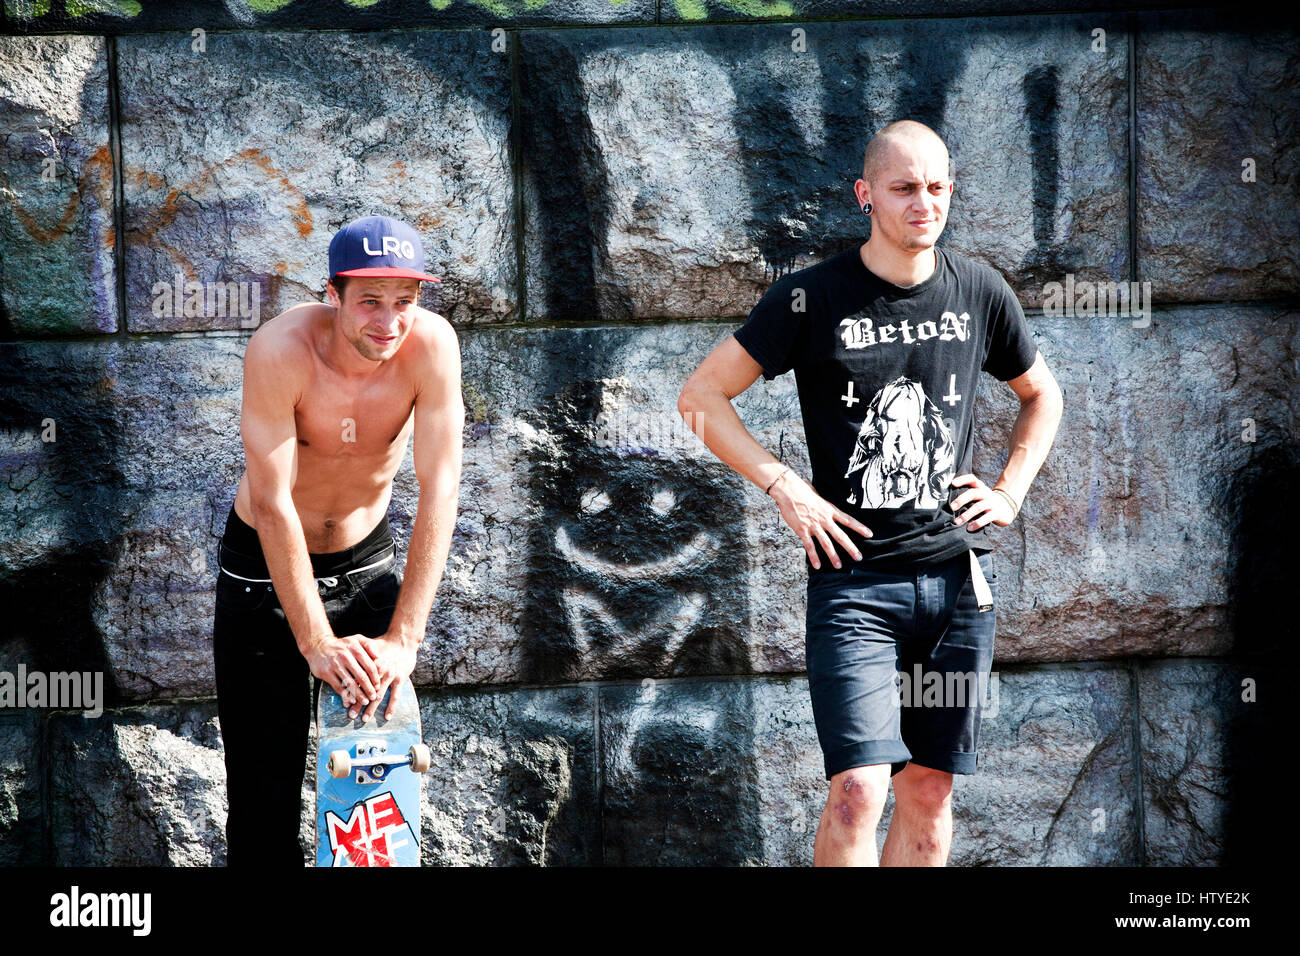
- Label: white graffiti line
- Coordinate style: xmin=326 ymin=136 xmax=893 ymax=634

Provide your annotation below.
xmin=554 ymin=525 xmax=718 ymax=582
xmin=561 ymin=587 xmax=704 ymax=672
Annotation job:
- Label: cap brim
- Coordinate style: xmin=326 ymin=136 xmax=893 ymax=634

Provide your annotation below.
xmin=334 ymin=267 xmax=440 ymax=283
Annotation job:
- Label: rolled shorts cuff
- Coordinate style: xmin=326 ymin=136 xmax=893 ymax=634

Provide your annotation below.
xmin=823 ymin=740 xmax=913 ymax=780
xmin=904 ymin=749 xmax=980 ymax=776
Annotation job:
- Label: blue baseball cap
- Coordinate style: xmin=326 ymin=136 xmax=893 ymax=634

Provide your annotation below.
xmin=328 ymin=215 xmax=440 ymax=283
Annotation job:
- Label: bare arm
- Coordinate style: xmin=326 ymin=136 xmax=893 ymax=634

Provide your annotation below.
xmin=678 ymin=335 xmax=872 ymax=570
xmin=365 ymin=315 xmax=464 ymax=719
xmin=951 ymin=351 xmax=1064 ymax=529
xmin=240 ymin=324 xmax=382 ymax=710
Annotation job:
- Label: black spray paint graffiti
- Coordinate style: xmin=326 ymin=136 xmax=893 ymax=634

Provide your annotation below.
xmin=1019 ymin=63 xmax=1070 ymax=284
xmin=520 ymin=40 xmax=764 ymax=860
xmin=514 ymin=367 xmax=761 ymax=865
xmin=517 ymin=372 xmax=750 ymax=683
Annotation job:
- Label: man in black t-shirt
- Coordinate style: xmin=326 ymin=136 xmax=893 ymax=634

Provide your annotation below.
xmin=678 ymin=120 xmax=1062 ymax=865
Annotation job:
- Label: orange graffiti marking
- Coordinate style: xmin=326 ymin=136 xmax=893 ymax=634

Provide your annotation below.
xmin=127 ymin=146 xmax=314 ymax=278
xmin=7 ymin=144 xmax=115 ymax=244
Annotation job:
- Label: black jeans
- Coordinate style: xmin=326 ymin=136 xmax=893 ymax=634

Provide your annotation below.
xmin=212 ymin=506 xmax=402 ymax=867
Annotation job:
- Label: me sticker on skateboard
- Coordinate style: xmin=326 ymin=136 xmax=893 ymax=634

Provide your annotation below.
xmin=315 ymin=681 xmax=429 ymax=867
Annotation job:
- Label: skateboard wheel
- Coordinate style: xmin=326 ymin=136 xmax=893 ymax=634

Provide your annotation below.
xmin=409 ymin=743 xmax=431 ymax=773
xmin=328 ymin=750 xmax=351 ymax=779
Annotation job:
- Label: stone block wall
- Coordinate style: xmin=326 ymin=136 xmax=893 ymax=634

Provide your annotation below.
xmin=0 ymin=0 xmax=1292 ymax=865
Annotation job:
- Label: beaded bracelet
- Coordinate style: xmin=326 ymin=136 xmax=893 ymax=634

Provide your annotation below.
xmin=765 ymin=467 xmax=790 ymax=497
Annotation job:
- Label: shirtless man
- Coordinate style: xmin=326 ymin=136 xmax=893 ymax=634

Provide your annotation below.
xmin=212 ymin=215 xmax=463 ymax=866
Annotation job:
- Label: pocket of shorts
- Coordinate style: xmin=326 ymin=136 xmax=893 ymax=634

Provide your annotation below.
xmin=215 ymin=572 xmax=272 ymax=613
xmin=357 ymin=570 xmax=401 ymax=613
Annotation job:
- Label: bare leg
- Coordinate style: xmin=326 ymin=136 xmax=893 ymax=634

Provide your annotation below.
xmin=880 ymin=763 xmax=953 ymax=866
xmin=813 ymin=764 xmax=891 ymax=866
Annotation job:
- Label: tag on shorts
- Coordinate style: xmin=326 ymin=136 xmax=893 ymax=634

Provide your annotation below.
xmin=969 ymin=550 xmax=994 ymax=613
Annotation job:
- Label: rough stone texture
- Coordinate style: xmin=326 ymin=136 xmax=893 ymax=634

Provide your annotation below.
xmin=0 ymin=338 xmax=244 ymax=701
xmin=600 ymin=678 xmax=767 ymax=865
xmin=117 ymin=30 xmax=515 ymax=331
xmin=0 ymin=341 xmax=135 ymax=706
xmin=32 ymin=686 xmax=596 ymax=867
xmin=2 ymin=0 xmax=657 ymax=33
xmin=47 ymin=702 xmax=229 ymax=865
xmin=521 ymin=16 xmax=1127 ymax=322
xmin=735 ymin=677 xmax=828 ymax=864
xmin=92 ymin=493 xmax=224 ymax=700
xmin=0 ymin=712 xmax=46 ymax=865
xmin=0 ymin=35 xmax=116 ymax=336
xmin=952 ymin=666 xmax=1139 ymax=866
xmin=1137 ymin=11 xmax=1300 ymax=303
xmin=1137 ymin=659 xmax=1274 ymax=866
xmin=7 ymin=304 xmax=1291 ymax=698
xmin=976 ymin=305 xmax=1297 ymax=664
xmin=6 ymin=663 xmax=1257 ymax=866
xmin=0 ymin=6 xmax=1283 ymax=869
xmin=416 ymin=685 xmax=598 ymax=865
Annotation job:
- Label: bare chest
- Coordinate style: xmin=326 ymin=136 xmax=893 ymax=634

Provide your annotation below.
xmin=293 ymin=373 xmax=414 ymax=458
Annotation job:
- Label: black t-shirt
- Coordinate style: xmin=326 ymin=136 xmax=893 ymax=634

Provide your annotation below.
xmin=734 ymin=242 xmax=1038 ymax=574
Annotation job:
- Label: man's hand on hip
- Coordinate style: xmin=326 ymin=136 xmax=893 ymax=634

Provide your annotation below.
xmin=770 ymin=470 xmax=872 ymax=571
xmin=949 ymin=473 xmax=1017 ymax=530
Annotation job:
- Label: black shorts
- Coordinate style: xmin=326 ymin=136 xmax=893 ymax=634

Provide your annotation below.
xmin=804 ymin=549 xmax=998 ymax=780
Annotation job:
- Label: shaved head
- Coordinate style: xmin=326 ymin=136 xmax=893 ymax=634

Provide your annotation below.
xmin=861 ymin=120 xmax=950 ymax=186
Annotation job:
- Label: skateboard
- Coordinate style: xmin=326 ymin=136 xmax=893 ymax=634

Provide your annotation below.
xmin=315 ymin=681 xmax=429 ymax=867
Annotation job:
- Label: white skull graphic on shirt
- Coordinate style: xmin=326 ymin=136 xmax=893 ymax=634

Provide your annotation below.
xmin=844 ymin=376 xmax=955 ymax=508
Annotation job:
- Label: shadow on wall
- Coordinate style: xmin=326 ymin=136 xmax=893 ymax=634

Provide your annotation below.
xmin=1216 ymin=442 xmax=1292 ymax=867
xmin=0 ymin=344 xmax=127 ymax=864
xmin=0 ymin=346 xmax=125 ymax=696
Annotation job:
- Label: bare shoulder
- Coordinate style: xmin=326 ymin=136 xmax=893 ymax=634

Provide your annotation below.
xmin=243 ymin=302 xmax=322 ymax=389
xmin=248 ymin=299 xmax=327 ymax=351
xmin=411 ymin=305 xmax=459 ymax=349
xmin=405 ymin=306 xmax=461 ymax=383
xmin=248 ymin=301 xmax=326 ymax=349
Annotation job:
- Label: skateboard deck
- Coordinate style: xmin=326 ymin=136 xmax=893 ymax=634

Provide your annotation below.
xmin=315 ymin=681 xmax=427 ymax=867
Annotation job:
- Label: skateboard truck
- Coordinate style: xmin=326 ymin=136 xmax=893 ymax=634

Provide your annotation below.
xmin=328 ymin=741 xmax=432 ymax=782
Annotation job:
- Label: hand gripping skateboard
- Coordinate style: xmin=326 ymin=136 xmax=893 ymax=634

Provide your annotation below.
xmin=315 ymin=681 xmax=429 ymax=867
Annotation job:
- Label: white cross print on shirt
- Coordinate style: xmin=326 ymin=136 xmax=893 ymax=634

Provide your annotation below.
xmin=943 ymin=373 xmax=962 ymax=407
xmin=841 ymin=380 xmax=860 ymax=408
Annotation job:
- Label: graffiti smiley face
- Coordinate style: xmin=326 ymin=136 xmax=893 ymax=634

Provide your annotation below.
xmin=519 ymin=377 xmax=750 ymax=683
xmin=546 ymin=450 xmax=745 ymax=680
